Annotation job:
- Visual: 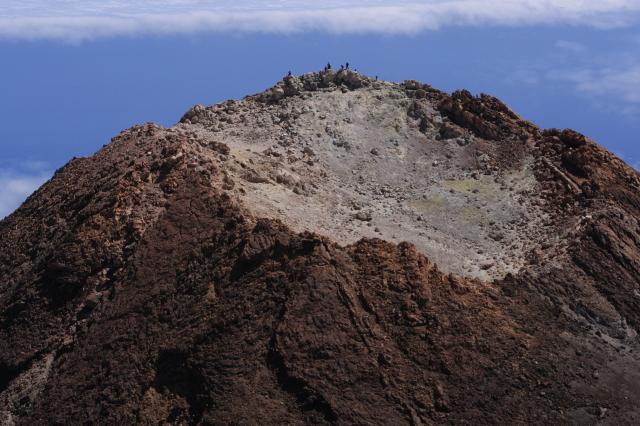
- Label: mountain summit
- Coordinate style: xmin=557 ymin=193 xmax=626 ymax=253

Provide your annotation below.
xmin=1 ymin=69 xmax=640 ymax=425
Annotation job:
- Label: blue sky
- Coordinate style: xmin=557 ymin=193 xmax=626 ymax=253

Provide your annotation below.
xmin=1 ymin=1 xmax=640 ymax=217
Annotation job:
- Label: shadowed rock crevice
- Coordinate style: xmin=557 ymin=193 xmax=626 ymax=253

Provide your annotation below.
xmin=266 ymin=335 xmax=338 ymax=424
xmin=153 ymin=349 xmax=207 ymax=424
xmin=0 ymin=361 xmax=22 ymax=394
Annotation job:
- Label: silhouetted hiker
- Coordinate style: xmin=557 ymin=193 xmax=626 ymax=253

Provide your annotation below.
xmin=326 ymin=62 xmax=332 ymax=70
xmin=287 ymin=70 xmax=292 ymax=77
xmin=340 ymin=64 xmax=344 ymax=71
xmin=346 ymin=62 xmax=350 ymax=69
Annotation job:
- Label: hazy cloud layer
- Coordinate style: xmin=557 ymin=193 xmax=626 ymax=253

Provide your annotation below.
xmin=555 ymin=40 xmax=588 ymax=52
xmin=568 ymin=65 xmax=640 ymax=105
xmin=505 ymin=37 xmax=640 ymax=117
xmin=0 ymin=166 xmax=50 ymax=219
xmin=2 ymin=1 xmax=640 ymax=40
xmin=544 ymin=62 xmax=640 ymax=116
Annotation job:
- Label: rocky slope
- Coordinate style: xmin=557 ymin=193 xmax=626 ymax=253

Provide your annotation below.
xmin=1 ymin=69 xmax=640 ymax=425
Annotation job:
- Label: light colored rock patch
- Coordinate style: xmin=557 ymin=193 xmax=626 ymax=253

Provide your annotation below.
xmin=178 ymin=83 xmax=555 ymax=280
xmin=0 ymin=352 xmax=55 ymax=425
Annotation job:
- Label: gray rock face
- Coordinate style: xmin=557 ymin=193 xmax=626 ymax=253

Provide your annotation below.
xmin=254 ymin=69 xmax=371 ymax=104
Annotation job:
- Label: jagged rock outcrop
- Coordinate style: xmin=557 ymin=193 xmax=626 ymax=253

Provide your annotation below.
xmin=1 ymin=70 xmax=640 ymax=425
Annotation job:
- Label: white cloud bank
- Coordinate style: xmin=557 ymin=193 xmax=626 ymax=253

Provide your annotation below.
xmin=1 ymin=1 xmax=640 ymax=41
xmin=0 ymin=168 xmax=50 ymax=219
